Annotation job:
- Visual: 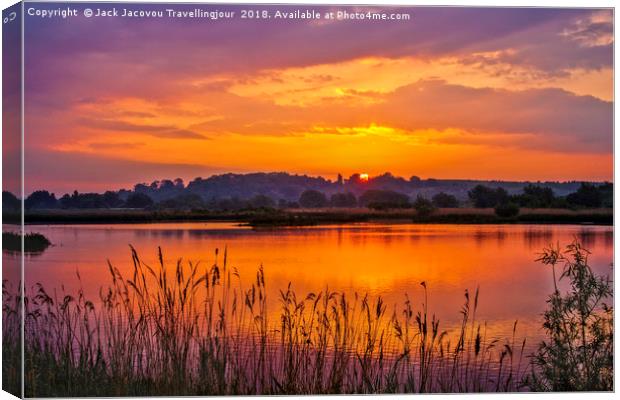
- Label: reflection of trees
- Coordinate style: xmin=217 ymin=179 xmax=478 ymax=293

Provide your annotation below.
xmin=577 ymin=229 xmax=598 ymax=249
xmin=473 ymin=229 xmax=507 ymax=247
xmin=603 ymin=231 xmax=613 ymax=249
xmin=523 ymin=229 xmax=554 ymax=250
xmin=522 ymin=228 xmax=613 ymax=253
xmin=134 ymin=229 xmax=186 ymax=240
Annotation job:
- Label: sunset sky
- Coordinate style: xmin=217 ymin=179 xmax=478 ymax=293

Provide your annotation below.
xmin=21 ymin=4 xmax=613 ymax=194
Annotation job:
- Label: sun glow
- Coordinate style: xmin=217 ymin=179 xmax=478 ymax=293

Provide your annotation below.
xmin=360 ymin=173 xmax=369 ymax=182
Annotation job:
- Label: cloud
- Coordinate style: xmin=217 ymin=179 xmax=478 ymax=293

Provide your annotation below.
xmin=81 ymin=119 xmax=209 ymax=139
xmin=25 ymin=7 xmax=612 ymax=90
xmin=187 ymin=78 xmax=613 ymax=153
xmin=24 ymin=149 xmax=220 ymax=194
xmin=373 ymin=79 xmax=612 ymax=153
xmin=88 ymin=141 xmax=146 ymax=150
xmin=19 ymin=5 xmax=612 ymax=190
xmin=561 ymin=11 xmax=613 ymax=47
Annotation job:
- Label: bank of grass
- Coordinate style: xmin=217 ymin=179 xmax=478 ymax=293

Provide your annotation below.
xmin=2 ymin=232 xmax=51 ymax=253
xmin=3 ymin=246 xmax=530 ymax=397
xmin=22 ymin=209 xmax=258 ymax=224
xmin=21 ymin=207 xmax=613 ymax=226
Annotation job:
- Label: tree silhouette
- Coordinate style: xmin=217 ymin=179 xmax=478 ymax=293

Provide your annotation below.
xmin=431 ymin=192 xmax=459 ymax=208
xmin=330 ymin=192 xmax=357 ymax=208
xmin=124 ymin=193 xmax=154 ymax=209
xmin=299 ymin=190 xmax=328 ymax=208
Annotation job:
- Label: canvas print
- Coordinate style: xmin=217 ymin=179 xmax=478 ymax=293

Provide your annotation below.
xmin=1 ymin=1 xmax=614 ymax=397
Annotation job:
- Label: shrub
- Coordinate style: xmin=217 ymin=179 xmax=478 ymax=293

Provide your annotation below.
xmin=284 ymin=201 xmax=300 ymax=209
xmin=298 ymin=190 xmax=328 ymax=208
xmin=330 ymin=192 xmax=357 ymax=208
xmin=468 ymin=185 xmax=509 ymax=208
xmin=359 ymin=190 xmax=410 ymax=209
xmin=413 ymin=195 xmax=436 ymax=216
xmin=514 ymin=185 xmax=555 ymax=208
xmin=566 ymin=183 xmax=602 ymax=208
xmin=431 ymin=192 xmax=459 ymax=208
xmin=2 ymin=191 xmax=20 ymax=212
xmin=25 ymin=190 xmax=58 ymax=210
xmin=2 ymin=232 xmax=51 ymax=253
xmin=124 ymin=192 xmax=154 ymax=209
xmin=494 ymin=202 xmax=519 ymax=218
xmin=529 ymin=242 xmax=613 ymax=391
xmin=102 ymin=191 xmax=124 ymax=208
xmin=158 ymin=194 xmax=205 ymax=210
xmin=247 ymin=194 xmax=276 ymax=209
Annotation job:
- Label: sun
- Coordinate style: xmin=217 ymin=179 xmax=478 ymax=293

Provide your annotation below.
xmin=360 ymin=173 xmax=369 ymax=182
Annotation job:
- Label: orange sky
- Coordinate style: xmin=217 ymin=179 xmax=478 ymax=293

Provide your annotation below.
xmin=19 ymin=5 xmax=613 ymax=194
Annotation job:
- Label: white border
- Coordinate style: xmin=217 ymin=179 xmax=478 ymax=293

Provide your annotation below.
xmin=0 ymin=1 xmax=616 ymax=400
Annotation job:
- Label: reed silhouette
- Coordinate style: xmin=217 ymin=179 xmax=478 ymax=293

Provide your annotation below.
xmin=1 ymin=242 xmax=612 ymax=396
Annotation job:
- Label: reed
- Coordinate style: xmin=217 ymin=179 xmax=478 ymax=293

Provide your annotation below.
xmin=2 ymin=245 xmax=543 ymax=396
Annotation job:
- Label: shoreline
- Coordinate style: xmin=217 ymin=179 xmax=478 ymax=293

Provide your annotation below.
xmin=5 ymin=207 xmax=613 ymax=226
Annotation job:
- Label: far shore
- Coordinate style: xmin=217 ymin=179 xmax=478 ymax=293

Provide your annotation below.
xmin=5 ymin=207 xmax=613 ymax=226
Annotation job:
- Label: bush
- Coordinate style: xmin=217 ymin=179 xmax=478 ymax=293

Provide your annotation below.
xmin=566 ymin=183 xmax=602 ymax=208
xmin=248 ymin=195 xmax=276 ymax=209
xmin=514 ymin=184 xmax=555 ymax=208
xmin=3 ymin=232 xmax=51 ymax=253
xmin=413 ymin=195 xmax=436 ymax=216
xmin=468 ymin=185 xmax=509 ymax=208
xmin=2 ymin=191 xmax=20 ymax=211
xmin=124 ymin=193 xmax=154 ymax=209
xmin=59 ymin=191 xmax=106 ymax=209
xmin=298 ymin=190 xmax=328 ymax=208
xmin=25 ymin=190 xmax=58 ymax=210
xmin=158 ymin=194 xmax=205 ymax=210
xmin=102 ymin=191 xmax=124 ymax=208
xmin=359 ymin=190 xmax=410 ymax=209
xmin=597 ymin=182 xmax=613 ymax=207
xmin=431 ymin=192 xmax=459 ymax=208
xmin=529 ymin=242 xmax=613 ymax=391
xmin=330 ymin=192 xmax=357 ymax=208
xmin=494 ymin=202 xmax=519 ymax=218
xmin=277 ymin=200 xmax=299 ymax=209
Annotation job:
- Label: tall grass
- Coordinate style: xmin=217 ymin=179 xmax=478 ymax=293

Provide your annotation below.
xmin=2 ymin=279 xmax=21 ymax=397
xmin=6 ymin=246 xmax=528 ymax=396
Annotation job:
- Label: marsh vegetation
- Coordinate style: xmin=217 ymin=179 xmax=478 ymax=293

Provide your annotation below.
xmin=2 ymin=232 xmax=51 ymax=254
xmin=1 ymin=241 xmax=613 ymax=396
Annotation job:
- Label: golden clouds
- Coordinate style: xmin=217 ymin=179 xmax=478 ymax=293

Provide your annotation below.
xmin=48 ymin=51 xmax=612 ymax=183
xmin=229 ymin=54 xmax=612 ymax=105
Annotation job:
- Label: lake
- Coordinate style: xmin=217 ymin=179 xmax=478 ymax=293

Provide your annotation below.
xmin=8 ymin=222 xmax=614 ymax=353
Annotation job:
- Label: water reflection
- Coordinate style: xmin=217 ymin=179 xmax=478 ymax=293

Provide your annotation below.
xmin=523 ymin=228 xmax=554 ymax=250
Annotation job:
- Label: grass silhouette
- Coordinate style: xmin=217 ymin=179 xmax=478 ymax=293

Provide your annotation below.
xmin=2 ymin=242 xmax=612 ymax=396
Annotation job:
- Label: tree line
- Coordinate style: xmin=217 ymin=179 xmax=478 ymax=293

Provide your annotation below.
xmin=84 ymin=172 xmax=591 ymax=203
xmin=4 ymin=182 xmax=612 ymax=214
